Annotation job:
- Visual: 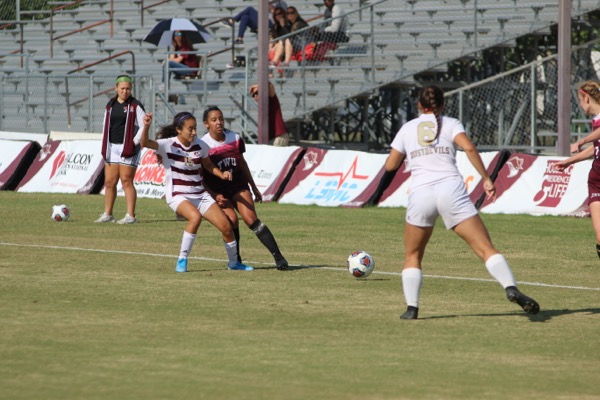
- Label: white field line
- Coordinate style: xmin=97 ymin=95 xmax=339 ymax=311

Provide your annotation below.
xmin=2 ymin=242 xmax=599 ymax=292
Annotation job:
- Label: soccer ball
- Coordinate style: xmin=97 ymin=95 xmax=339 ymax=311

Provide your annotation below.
xmin=51 ymin=204 xmax=70 ymax=222
xmin=347 ymin=250 xmax=375 ymax=278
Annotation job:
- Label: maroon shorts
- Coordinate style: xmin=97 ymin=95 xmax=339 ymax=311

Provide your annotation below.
xmin=588 ymin=168 xmax=600 ymax=204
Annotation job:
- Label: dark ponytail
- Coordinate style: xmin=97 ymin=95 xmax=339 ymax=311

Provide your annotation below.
xmin=418 ymin=85 xmax=444 ymax=143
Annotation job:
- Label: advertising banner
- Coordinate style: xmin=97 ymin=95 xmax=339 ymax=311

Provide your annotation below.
xmin=480 ymin=154 xmax=590 ymax=216
xmin=114 ymin=147 xmax=166 ymax=199
xmin=278 ymin=149 xmax=386 ymax=207
xmin=0 ymin=140 xmax=40 ymax=190
xmin=16 ymin=140 xmax=103 ymax=194
xmin=244 ymin=145 xmax=304 ymax=202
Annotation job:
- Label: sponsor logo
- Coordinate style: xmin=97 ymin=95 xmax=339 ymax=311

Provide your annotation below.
xmin=50 ymin=150 xmax=94 ymax=179
xmin=506 ymin=157 xmax=524 ymax=178
xmin=39 ymin=143 xmax=52 ymax=161
xmin=134 ymin=150 xmax=165 ymax=186
xmin=532 ymin=160 xmax=573 ymax=207
xmin=302 ymin=151 xmax=319 ymax=171
xmin=50 ymin=151 xmax=66 ymax=179
xmin=305 ymin=156 xmax=369 ymax=202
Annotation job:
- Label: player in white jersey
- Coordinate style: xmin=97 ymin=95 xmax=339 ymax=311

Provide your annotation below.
xmin=384 ymin=85 xmax=539 ymax=319
xmin=140 ymin=112 xmax=253 ymax=272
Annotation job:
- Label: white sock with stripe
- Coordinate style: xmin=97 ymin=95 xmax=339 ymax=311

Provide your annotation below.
xmin=179 ymin=231 xmax=196 ymax=259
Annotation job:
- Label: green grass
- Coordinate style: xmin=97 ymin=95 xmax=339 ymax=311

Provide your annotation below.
xmin=1 ymin=191 xmax=599 ymax=400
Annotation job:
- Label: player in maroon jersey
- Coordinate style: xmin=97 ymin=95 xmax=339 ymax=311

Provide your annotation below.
xmin=200 ymin=106 xmax=289 ymax=270
xmin=555 ymin=80 xmax=600 ymax=259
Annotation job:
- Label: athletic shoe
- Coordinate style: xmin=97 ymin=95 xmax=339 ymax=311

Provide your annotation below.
xmin=176 ymin=257 xmax=188 ymax=273
xmin=227 ymin=262 xmax=254 ymax=271
xmin=275 ymin=255 xmax=288 ymax=271
xmin=95 ymin=213 xmax=115 ymax=223
xmin=117 ymin=214 xmax=137 ymax=224
xmin=506 ymin=286 xmax=540 ymax=314
xmin=400 ymin=306 xmax=419 ymax=320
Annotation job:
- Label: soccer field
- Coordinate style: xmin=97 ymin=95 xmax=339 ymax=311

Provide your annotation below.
xmin=1 ymin=191 xmax=599 ymax=400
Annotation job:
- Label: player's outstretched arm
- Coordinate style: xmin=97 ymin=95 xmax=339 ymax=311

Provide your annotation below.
xmin=572 ymin=125 xmax=600 ymax=153
xmin=555 ymin=145 xmax=595 ymax=171
xmin=140 ymin=113 xmax=158 ymax=151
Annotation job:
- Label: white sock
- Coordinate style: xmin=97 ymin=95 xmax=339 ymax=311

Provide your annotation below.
xmin=402 ymin=268 xmax=423 ymax=308
xmin=224 ymin=240 xmax=238 ymax=264
xmin=179 ymin=231 xmax=196 ymax=259
xmin=485 ymin=253 xmax=516 ymax=289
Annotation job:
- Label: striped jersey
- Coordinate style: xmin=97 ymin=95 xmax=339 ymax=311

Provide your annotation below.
xmin=155 ymin=136 xmax=210 ymax=203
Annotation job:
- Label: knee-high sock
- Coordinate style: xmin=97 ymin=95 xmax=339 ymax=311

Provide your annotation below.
xmin=596 ymin=244 xmax=600 ymax=259
xmin=485 ymin=253 xmax=516 ymax=289
xmin=224 ymin=240 xmax=238 ymax=264
xmin=402 ymin=268 xmax=422 ymax=308
xmin=250 ymin=220 xmax=282 ymax=259
xmin=233 ymin=227 xmax=241 ymax=262
xmin=179 ymin=231 xmax=196 ymax=259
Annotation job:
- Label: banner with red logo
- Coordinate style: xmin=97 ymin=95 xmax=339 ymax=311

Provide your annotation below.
xmin=479 ymin=154 xmax=591 ymax=216
xmin=278 ymin=149 xmax=386 ymax=207
xmin=113 ymin=147 xmax=166 ymax=199
xmin=0 ymin=139 xmax=40 ymax=190
xmin=243 ymin=145 xmax=304 ymax=202
xmin=16 ymin=140 xmax=104 ymax=194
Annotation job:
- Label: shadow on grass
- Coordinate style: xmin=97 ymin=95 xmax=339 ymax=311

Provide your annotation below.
xmin=419 ymin=308 xmax=600 ymax=322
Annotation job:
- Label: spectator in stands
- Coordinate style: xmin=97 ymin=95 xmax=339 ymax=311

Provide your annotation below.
xmin=285 ymin=6 xmax=317 ymax=63
xmin=384 ymin=85 xmax=540 ymax=320
xmin=159 ymin=31 xmax=199 ymax=90
xmin=139 ymin=112 xmax=253 ymax=273
xmin=318 ymin=0 xmax=349 ymax=43
xmin=249 ymin=82 xmax=289 ymax=146
xmin=267 ymin=7 xmax=292 ymax=69
xmin=96 ymin=75 xmax=146 ymax=224
xmin=200 ymin=106 xmax=289 ymax=271
xmin=555 ymin=80 xmax=600 ymax=261
xmin=221 ymin=0 xmax=288 ymax=45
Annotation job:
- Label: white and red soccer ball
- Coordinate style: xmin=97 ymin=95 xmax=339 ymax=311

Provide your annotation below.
xmin=347 ymin=250 xmax=375 ymax=278
xmin=51 ymin=204 xmax=70 ymax=222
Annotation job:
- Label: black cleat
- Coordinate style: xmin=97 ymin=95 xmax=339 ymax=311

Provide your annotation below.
xmin=506 ymin=286 xmax=540 ymax=315
xmin=400 ymin=306 xmax=419 ymax=320
xmin=275 ymin=257 xmax=288 ymax=271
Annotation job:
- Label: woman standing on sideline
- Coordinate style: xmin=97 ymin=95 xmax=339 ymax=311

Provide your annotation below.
xmin=384 ymin=85 xmax=540 ymax=320
xmin=96 ymin=75 xmax=145 ymax=224
xmin=555 ymin=80 xmax=600 ymax=260
xmin=140 ymin=112 xmax=253 ymax=273
xmin=200 ymin=106 xmax=289 ymax=270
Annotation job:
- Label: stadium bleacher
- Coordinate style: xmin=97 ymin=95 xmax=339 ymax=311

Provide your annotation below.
xmin=0 ymin=0 xmax=599 ymax=150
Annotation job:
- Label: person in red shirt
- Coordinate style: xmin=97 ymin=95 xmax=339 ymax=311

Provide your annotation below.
xmin=249 ymin=82 xmax=289 ymax=146
xmin=160 ymin=31 xmax=199 ymax=86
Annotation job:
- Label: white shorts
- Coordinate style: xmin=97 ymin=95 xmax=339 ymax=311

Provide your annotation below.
xmin=168 ymin=192 xmax=216 ymax=216
xmin=106 ymin=142 xmax=141 ymax=167
xmin=406 ymin=178 xmax=478 ymax=229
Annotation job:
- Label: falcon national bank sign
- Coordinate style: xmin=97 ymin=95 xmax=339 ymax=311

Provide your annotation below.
xmin=279 ymin=150 xmax=386 ymax=207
